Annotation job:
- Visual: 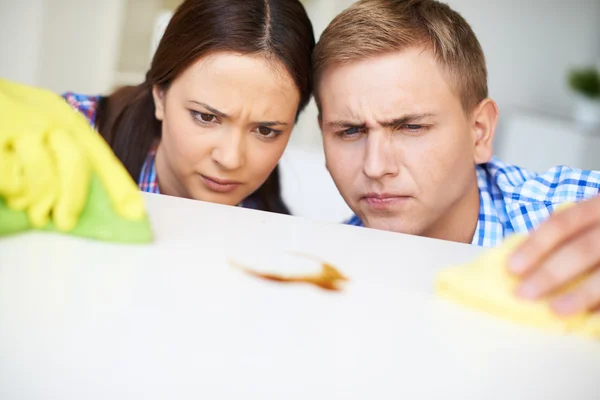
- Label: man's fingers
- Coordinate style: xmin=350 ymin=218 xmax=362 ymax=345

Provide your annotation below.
xmin=508 ymin=198 xmax=600 ymax=276
xmin=47 ymin=129 xmax=91 ymax=231
xmin=515 ymin=222 xmax=600 ymax=301
xmin=550 ymin=268 xmax=600 ymax=316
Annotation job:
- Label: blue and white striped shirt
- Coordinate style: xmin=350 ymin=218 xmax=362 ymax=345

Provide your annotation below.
xmin=346 ymin=157 xmax=600 ymax=247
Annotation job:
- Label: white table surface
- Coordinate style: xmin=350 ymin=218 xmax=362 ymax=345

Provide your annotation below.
xmin=1 ymin=193 xmax=599 ymax=399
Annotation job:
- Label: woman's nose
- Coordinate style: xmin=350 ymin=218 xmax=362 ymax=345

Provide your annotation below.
xmin=211 ymin=130 xmax=246 ymax=171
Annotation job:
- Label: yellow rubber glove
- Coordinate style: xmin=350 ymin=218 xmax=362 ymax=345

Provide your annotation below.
xmin=0 ymin=78 xmax=146 ymax=232
xmin=47 ymin=129 xmax=91 ymax=231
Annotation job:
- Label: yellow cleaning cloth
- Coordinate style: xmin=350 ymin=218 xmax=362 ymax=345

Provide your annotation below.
xmin=435 ymin=204 xmax=600 ymax=339
xmin=0 ymin=78 xmax=152 ymax=242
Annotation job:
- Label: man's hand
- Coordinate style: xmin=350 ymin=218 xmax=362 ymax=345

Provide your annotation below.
xmin=0 ymin=78 xmax=145 ymax=231
xmin=508 ymin=197 xmax=600 ymax=316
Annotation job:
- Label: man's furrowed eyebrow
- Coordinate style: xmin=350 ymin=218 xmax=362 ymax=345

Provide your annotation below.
xmin=190 ymin=101 xmax=228 ymax=118
xmin=380 ymin=113 xmax=436 ymax=128
xmin=327 ymin=114 xmax=435 ymax=129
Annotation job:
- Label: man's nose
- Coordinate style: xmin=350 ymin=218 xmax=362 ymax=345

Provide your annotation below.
xmin=362 ymin=130 xmax=399 ymax=180
xmin=211 ymin=130 xmax=245 ymax=171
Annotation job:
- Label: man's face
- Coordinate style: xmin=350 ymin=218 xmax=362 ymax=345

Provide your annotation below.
xmin=319 ymin=48 xmax=492 ymax=239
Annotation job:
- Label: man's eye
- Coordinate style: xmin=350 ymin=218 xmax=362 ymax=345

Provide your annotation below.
xmin=342 ymin=126 xmax=362 ymax=136
xmin=403 ymin=124 xmax=423 ymax=132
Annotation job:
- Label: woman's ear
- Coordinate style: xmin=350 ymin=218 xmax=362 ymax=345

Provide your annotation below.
xmin=152 ymin=86 xmax=165 ymax=121
xmin=471 ymin=98 xmax=499 ymax=164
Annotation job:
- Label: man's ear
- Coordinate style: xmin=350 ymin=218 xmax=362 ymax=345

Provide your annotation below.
xmin=471 ymin=98 xmax=499 ymax=164
xmin=152 ymin=85 xmax=165 ymax=121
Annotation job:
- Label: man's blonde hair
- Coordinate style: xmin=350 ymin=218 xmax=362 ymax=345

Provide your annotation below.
xmin=313 ymin=0 xmax=488 ymax=113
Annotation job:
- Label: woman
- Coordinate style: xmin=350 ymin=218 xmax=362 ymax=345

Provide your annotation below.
xmin=64 ymin=0 xmax=315 ymax=214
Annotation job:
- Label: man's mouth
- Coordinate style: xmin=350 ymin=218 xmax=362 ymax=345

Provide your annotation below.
xmin=360 ymin=193 xmax=411 ymax=209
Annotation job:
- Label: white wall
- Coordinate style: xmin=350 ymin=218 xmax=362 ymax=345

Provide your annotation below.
xmin=36 ymin=0 xmax=126 ymax=94
xmin=0 ymin=0 xmax=126 ymax=94
xmin=447 ymin=0 xmax=600 ymax=118
xmin=0 ymin=0 xmax=46 ymax=86
xmin=117 ymin=0 xmax=161 ymax=76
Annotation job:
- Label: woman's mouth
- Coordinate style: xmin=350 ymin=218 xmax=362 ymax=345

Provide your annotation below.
xmin=200 ymin=174 xmax=242 ymax=193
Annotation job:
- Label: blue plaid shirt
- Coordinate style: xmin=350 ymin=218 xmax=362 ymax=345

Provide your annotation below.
xmin=346 ymin=157 xmax=600 ymax=247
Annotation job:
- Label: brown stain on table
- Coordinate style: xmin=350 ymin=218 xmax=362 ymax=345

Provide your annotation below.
xmin=229 ymin=252 xmax=348 ymax=291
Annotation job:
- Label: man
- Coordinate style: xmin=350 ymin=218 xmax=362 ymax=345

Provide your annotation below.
xmin=314 ymin=0 xmax=600 ymax=315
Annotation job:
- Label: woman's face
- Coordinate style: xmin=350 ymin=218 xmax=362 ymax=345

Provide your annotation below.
xmin=152 ymin=51 xmax=300 ymax=205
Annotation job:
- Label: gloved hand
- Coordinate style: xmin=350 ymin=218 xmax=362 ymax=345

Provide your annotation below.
xmin=0 ymin=78 xmax=152 ymax=242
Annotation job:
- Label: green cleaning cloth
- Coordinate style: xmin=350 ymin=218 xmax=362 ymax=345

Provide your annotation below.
xmin=0 ymin=174 xmax=153 ymax=243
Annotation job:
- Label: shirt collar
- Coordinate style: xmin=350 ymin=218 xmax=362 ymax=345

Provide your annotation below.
xmin=138 ymin=145 xmax=160 ymax=194
xmin=471 ymin=163 xmax=506 ymax=247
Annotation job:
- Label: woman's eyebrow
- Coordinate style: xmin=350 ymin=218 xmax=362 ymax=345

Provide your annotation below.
xmin=189 ymin=101 xmax=228 ymax=118
xmin=190 ymin=101 xmax=289 ymax=126
xmin=254 ymin=120 xmax=289 ymax=126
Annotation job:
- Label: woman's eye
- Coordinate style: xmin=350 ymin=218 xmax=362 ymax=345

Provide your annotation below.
xmin=258 ymin=126 xmax=273 ymax=136
xmin=191 ymin=110 xmax=217 ymax=123
xmin=255 ymin=126 xmax=282 ymax=139
xmin=199 ymin=113 xmax=215 ymax=122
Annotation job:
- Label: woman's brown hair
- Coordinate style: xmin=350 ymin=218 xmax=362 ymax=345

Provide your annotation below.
xmin=96 ymin=0 xmax=315 ymax=214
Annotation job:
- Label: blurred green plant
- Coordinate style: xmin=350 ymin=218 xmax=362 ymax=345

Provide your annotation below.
xmin=568 ymin=67 xmax=600 ymax=99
